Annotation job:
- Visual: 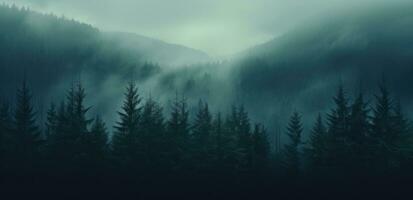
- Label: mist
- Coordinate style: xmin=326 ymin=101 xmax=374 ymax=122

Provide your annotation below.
xmin=3 ymin=0 xmax=410 ymax=56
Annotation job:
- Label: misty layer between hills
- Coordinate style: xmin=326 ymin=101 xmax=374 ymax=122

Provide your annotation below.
xmin=1 ymin=3 xmax=413 ymax=140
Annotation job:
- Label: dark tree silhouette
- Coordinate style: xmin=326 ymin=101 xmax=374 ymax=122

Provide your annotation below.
xmin=165 ymin=93 xmax=190 ymax=170
xmin=307 ymin=114 xmax=327 ymax=170
xmin=139 ymin=96 xmax=165 ymax=170
xmin=283 ymin=112 xmax=303 ymax=175
xmin=252 ymin=123 xmax=270 ymax=171
xmin=191 ymin=100 xmax=213 ymax=171
xmin=112 ymin=81 xmax=142 ymax=169
xmin=84 ymin=115 xmax=109 ymax=169
xmin=12 ymin=81 xmax=42 ymax=170
xmin=325 ymin=85 xmax=351 ymax=169
xmin=348 ymin=93 xmax=370 ymax=169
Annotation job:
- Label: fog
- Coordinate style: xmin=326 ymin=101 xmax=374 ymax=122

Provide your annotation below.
xmin=1 ymin=1 xmax=413 ymax=140
xmin=3 ymin=0 xmax=411 ymax=56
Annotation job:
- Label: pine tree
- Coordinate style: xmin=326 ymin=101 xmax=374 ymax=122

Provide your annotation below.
xmin=165 ymin=93 xmax=190 ymax=170
xmin=237 ymin=105 xmax=253 ymax=170
xmin=283 ymin=112 xmax=303 ymax=174
xmin=325 ymin=85 xmax=351 ymax=168
xmin=371 ymin=85 xmax=393 ymax=141
xmin=85 ymin=115 xmax=108 ymax=167
xmin=47 ymin=83 xmax=92 ymax=169
xmin=307 ymin=114 xmax=327 ymax=169
xmin=140 ymin=96 xmax=165 ymax=170
xmin=223 ymin=105 xmax=245 ymax=171
xmin=112 ymin=82 xmax=142 ymax=168
xmin=371 ymin=84 xmax=396 ymax=170
xmin=392 ymin=101 xmax=412 ymax=169
xmin=12 ymin=81 xmax=42 ymax=168
xmin=191 ymin=100 xmax=213 ymax=171
xmin=327 ymin=85 xmax=350 ymax=137
xmin=66 ymin=83 xmax=92 ymax=167
xmin=212 ymin=113 xmax=224 ymax=166
xmin=252 ymin=123 xmax=270 ymax=171
xmin=348 ymin=93 xmax=370 ymax=169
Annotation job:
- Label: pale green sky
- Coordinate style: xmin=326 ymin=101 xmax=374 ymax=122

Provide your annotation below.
xmin=2 ymin=0 xmax=409 ymax=56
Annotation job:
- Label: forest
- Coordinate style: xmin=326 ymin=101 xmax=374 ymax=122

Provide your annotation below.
xmin=1 ymin=79 xmax=412 ymax=197
xmin=1 ymin=2 xmax=413 ymax=198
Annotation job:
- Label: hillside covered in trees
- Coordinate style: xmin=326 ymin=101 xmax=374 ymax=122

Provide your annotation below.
xmin=1 ymin=2 xmax=413 ymax=198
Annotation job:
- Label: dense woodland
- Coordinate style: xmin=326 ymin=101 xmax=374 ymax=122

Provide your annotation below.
xmin=1 ymin=79 xmax=412 ymax=190
xmin=2 ymin=3 xmax=413 ymax=197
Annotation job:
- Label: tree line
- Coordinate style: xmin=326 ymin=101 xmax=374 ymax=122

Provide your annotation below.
xmin=0 ymin=80 xmax=412 ymax=181
xmin=0 ymin=81 xmax=271 ymax=178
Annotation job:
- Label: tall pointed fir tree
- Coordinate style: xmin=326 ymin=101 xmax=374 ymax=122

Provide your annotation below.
xmin=84 ymin=115 xmax=108 ymax=169
xmin=47 ymin=83 xmax=92 ymax=170
xmin=191 ymin=100 xmax=213 ymax=171
xmin=371 ymin=84 xmax=395 ymax=170
xmin=212 ymin=112 xmax=224 ymax=169
xmin=307 ymin=114 xmax=327 ymax=170
xmin=72 ymin=83 xmax=93 ymax=166
xmin=251 ymin=123 xmax=270 ymax=171
xmin=283 ymin=112 xmax=303 ymax=175
xmin=12 ymin=80 xmax=42 ymax=169
xmin=392 ymin=101 xmax=412 ymax=169
xmin=237 ymin=105 xmax=253 ymax=170
xmin=370 ymin=84 xmax=406 ymax=171
xmin=166 ymin=93 xmax=190 ymax=170
xmin=325 ymin=85 xmax=351 ymax=169
xmin=224 ymin=105 xmax=245 ymax=171
xmin=112 ymin=81 xmax=142 ymax=169
xmin=139 ymin=96 xmax=165 ymax=170
xmin=348 ymin=93 xmax=370 ymax=169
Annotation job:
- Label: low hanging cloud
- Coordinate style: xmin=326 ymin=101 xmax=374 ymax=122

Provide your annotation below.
xmin=3 ymin=0 xmax=411 ymax=56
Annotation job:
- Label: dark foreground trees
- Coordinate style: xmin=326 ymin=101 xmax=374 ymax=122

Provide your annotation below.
xmin=0 ymin=80 xmax=412 ymax=197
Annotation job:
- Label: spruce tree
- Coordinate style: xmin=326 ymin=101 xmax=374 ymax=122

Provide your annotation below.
xmin=165 ymin=93 xmax=190 ymax=170
xmin=212 ymin=113 xmax=224 ymax=167
xmin=237 ymin=105 xmax=253 ymax=170
xmin=12 ymin=81 xmax=42 ymax=168
xmin=67 ymin=83 xmax=92 ymax=166
xmin=307 ymin=114 xmax=327 ymax=169
xmin=140 ymin=96 xmax=165 ymax=170
xmin=223 ymin=105 xmax=245 ymax=171
xmin=283 ymin=112 xmax=303 ymax=174
xmin=112 ymin=82 xmax=142 ymax=168
xmin=371 ymin=84 xmax=396 ymax=170
xmin=392 ymin=101 xmax=412 ymax=169
xmin=251 ymin=123 xmax=270 ymax=171
xmin=191 ymin=100 xmax=213 ymax=171
xmin=47 ymin=83 xmax=92 ymax=169
xmin=85 ymin=115 xmax=108 ymax=167
xmin=348 ymin=93 xmax=370 ymax=169
xmin=325 ymin=85 xmax=351 ymax=168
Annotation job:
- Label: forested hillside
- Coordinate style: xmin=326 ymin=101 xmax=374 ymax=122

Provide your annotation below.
xmin=1 ymin=2 xmax=413 ymax=197
xmin=156 ymin=4 xmax=413 ymax=129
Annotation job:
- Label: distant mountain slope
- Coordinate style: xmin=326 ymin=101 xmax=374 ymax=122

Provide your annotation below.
xmin=104 ymin=32 xmax=210 ymax=66
xmin=152 ymin=4 xmax=413 ymax=128
xmin=0 ymin=5 xmax=209 ymax=96
xmin=0 ymin=4 xmax=209 ymax=124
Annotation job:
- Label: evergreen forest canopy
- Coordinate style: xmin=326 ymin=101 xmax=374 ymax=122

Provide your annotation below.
xmin=1 ymin=3 xmax=413 ymax=198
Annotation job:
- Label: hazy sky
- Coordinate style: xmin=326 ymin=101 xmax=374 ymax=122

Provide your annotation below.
xmin=2 ymin=0 xmax=409 ymax=56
